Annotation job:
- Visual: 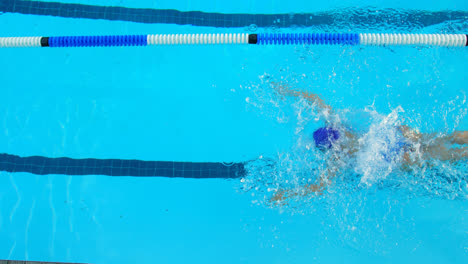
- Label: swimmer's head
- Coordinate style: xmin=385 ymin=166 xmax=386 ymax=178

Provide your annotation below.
xmin=313 ymin=127 xmax=340 ymax=150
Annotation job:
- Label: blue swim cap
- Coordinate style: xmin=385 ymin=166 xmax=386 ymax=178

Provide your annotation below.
xmin=313 ymin=127 xmax=340 ymax=150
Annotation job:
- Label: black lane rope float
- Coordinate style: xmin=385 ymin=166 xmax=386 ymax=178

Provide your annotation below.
xmin=0 ymin=153 xmax=246 ymax=179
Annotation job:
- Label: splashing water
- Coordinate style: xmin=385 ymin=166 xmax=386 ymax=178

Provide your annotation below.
xmin=241 ymin=75 xmax=468 ymax=211
xmin=239 ymin=74 xmax=468 ymax=254
xmin=355 ymin=106 xmax=406 ymax=185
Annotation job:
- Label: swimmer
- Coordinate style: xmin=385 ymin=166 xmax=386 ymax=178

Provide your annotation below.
xmin=270 ymin=82 xmax=468 ymax=202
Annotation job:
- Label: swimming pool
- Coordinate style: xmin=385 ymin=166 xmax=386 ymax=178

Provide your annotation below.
xmin=0 ymin=0 xmax=467 ymax=263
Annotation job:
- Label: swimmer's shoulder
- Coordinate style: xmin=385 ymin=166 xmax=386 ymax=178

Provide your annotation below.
xmin=397 ymin=125 xmax=422 ymax=141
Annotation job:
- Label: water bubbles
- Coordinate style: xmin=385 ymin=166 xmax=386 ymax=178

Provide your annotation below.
xmin=269 ymin=25 xmax=280 ymax=31
xmin=246 ymin=24 xmax=258 ymax=32
xmin=290 ymin=25 xmax=299 ymax=31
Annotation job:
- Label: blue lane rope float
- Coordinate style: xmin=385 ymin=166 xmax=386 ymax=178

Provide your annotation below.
xmin=0 ymin=153 xmax=246 ymax=179
xmin=0 ymin=33 xmax=467 ymax=48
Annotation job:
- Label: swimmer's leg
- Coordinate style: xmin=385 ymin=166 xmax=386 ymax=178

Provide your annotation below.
xmin=430 ymin=131 xmax=468 ymax=145
xmin=450 ymin=147 xmax=468 ymax=160
xmin=400 ymin=126 xmax=467 ymax=145
xmin=417 ymin=131 xmax=468 ymax=148
xmin=448 ymin=131 xmax=468 ymax=145
xmin=424 ymin=145 xmax=468 ymax=161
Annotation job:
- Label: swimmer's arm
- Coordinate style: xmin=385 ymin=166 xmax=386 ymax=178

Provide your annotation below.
xmin=270 ymin=168 xmax=338 ymax=203
xmin=271 ymin=82 xmax=333 ymax=112
xmin=270 ymin=180 xmax=326 ymax=202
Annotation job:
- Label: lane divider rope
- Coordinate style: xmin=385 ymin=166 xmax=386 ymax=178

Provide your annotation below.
xmin=0 ymin=153 xmax=247 ymax=178
xmin=0 ymin=33 xmax=466 ymax=48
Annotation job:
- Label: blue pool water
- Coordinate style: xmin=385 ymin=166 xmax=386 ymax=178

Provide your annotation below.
xmin=0 ymin=0 xmax=467 ymax=263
